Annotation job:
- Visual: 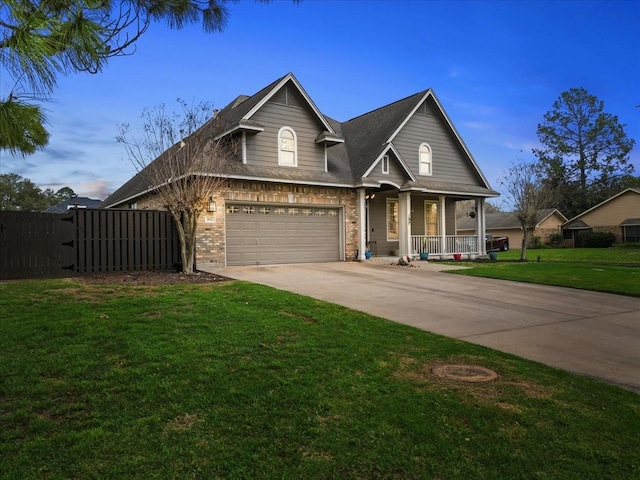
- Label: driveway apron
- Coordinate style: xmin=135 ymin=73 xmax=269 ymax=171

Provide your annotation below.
xmin=201 ymin=262 xmax=640 ymax=393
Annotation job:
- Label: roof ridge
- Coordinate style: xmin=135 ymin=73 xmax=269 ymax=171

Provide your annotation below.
xmin=342 ymin=89 xmax=429 ymax=124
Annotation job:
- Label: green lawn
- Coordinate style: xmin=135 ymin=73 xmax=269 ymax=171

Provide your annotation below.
xmin=1 ymin=278 xmax=639 ymax=479
xmin=447 ymin=247 xmax=640 ymax=297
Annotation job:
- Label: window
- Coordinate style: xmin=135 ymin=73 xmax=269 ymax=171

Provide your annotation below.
xmin=382 ymin=155 xmax=389 ymax=174
xmin=243 ymin=206 xmax=255 ymax=214
xmin=129 ymin=202 xmax=137 ymax=210
xmin=226 ymin=205 xmax=239 ymax=214
xmin=425 ymin=201 xmax=438 ymax=235
xmin=302 ymin=209 xmax=313 ymax=216
xmin=624 ymin=225 xmax=640 ymax=243
xmin=387 ymin=199 xmax=399 ymax=240
xmin=278 ymin=127 xmax=297 ymax=166
xmin=419 ymin=143 xmax=432 ymax=176
xmin=274 ymin=208 xmax=286 ymax=215
xmin=258 ymin=207 xmax=271 ymax=215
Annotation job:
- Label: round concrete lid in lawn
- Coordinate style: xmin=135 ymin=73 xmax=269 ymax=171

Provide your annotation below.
xmin=432 ymin=364 xmax=498 ymax=383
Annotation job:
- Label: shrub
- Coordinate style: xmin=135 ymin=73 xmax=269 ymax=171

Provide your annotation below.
xmin=583 ymin=231 xmax=616 ymax=248
xmin=528 ymin=235 xmax=544 ymax=249
xmin=546 ymin=233 xmax=564 ymax=247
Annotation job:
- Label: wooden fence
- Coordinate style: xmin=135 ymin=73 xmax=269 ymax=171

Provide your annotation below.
xmin=0 ymin=209 xmax=180 ymax=280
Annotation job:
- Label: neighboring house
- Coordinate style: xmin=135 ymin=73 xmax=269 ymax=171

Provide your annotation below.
xmin=44 ymin=196 xmax=103 ymax=214
xmin=457 ymin=209 xmax=567 ymax=249
xmin=101 ymin=73 xmax=499 ymax=266
xmin=562 ymin=188 xmax=640 ymax=247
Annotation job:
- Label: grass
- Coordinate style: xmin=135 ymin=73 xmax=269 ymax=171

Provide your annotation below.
xmin=447 ymin=247 xmax=640 ymax=297
xmin=1 ymin=278 xmax=639 ymax=479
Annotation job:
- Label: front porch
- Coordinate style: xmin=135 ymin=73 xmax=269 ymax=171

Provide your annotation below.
xmin=356 ymin=187 xmax=489 ymax=260
xmin=410 ymin=234 xmax=480 ymax=258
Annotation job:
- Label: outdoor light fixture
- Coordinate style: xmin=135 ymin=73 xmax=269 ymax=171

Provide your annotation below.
xmin=365 ymin=193 xmax=376 ymax=201
xmin=207 ymin=197 xmax=217 ymax=212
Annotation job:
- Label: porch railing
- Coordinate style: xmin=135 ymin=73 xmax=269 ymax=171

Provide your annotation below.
xmin=411 ymin=235 xmax=479 ymax=255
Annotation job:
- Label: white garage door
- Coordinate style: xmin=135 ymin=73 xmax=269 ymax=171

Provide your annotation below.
xmin=225 ymin=204 xmax=341 ymax=266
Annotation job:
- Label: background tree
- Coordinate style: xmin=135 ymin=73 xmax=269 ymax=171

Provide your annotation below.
xmin=117 ymin=99 xmax=234 ymax=274
xmin=533 ymin=87 xmax=635 ymax=218
xmin=500 ymin=161 xmax=558 ymax=261
xmin=1 ymin=0 xmax=286 ymax=155
xmin=0 ymin=173 xmax=75 ymax=210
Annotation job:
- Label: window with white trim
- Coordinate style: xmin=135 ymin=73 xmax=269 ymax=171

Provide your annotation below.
xmin=278 ymin=126 xmax=297 ymax=166
xmin=382 ymin=155 xmax=389 ymax=174
xmin=387 ymin=199 xmax=399 ymax=241
xmin=419 ymin=143 xmax=432 ymax=176
xmin=424 ymin=201 xmax=438 ymax=235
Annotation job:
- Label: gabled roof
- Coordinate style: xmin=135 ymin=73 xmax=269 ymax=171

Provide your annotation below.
xmin=457 ymin=209 xmax=566 ymax=230
xmin=342 ymin=89 xmax=493 ymax=193
xmin=216 ymin=73 xmax=339 ymax=138
xmin=342 ymin=91 xmax=426 ymax=181
xmin=44 ymin=196 xmax=102 ymax=213
xmin=102 ymin=73 xmax=500 ymax=207
xmin=561 ymin=188 xmax=640 ymax=226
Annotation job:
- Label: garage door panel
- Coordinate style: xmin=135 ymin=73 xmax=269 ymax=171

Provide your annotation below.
xmin=226 ymin=204 xmax=340 ymax=266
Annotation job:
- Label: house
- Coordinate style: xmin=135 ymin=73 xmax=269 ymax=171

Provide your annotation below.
xmin=457 ymin=209 xmax=567 ymax=250
xmin=101 ymin=73 xmax=499 ymax=266
xmin=562 ymin=188 xmax=640 ymax=247
xmin=44 ymin=196 xmax=103 ymax=214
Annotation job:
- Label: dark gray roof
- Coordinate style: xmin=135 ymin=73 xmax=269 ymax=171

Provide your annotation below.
xmin=342 ymin=90 xmax=427 ymax=180
xmin=103 ymin=73 xmax=498 ymax=208
xmin=45 ymin=197 xmax=103 ymax=213
xmin=564 ymin=219 xmax=591 ymax=229
xmin=458 ymin=209 xmax=563 ymax=230
xmin=620 ymin=218 xmax=640 ymax=226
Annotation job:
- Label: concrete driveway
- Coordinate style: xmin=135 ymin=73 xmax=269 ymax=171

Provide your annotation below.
xmin=200 ymin=261 xmax=640 ymax=393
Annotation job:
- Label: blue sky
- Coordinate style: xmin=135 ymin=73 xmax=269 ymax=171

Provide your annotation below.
xmin=1 ymin=0 xmax=638 ymax=205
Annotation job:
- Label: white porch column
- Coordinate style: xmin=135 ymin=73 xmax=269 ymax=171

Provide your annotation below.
xmin=357 ymin=188 xmax=367 ymax=260
xmin=476 ymin=197 xmax=486 ymax=255
xmin=398 ymin=192 xmax=412 ymax=256
xmin=439 ymin=195 xmax=446 ymax=254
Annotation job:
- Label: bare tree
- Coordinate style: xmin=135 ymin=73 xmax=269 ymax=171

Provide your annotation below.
xmin=500 ymin=161 xmax=558 ymax=261
xmin=117 ymin=99 xmax=233 ymax=273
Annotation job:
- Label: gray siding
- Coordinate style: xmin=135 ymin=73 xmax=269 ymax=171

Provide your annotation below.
xmin=246 ymin=101 xmax=326 ymax=172
xmin=393 ymin=98 xmax=482 ymax=185
xmin=366 ymin=154 xmax=407 ymax=187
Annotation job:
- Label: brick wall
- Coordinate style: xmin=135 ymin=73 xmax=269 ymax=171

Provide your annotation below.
xmin=198 ymin=181 xmax=359 ymax=265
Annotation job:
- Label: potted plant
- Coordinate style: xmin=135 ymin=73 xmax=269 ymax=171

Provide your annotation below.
xmin=419 ymin=239 xmax=429 ymax=260
xmin=453 ymin=253 xmax=462 ymax=260
xmin=489 ymin=252 xmax=498 ymax=261
xmin=365 ymin=250 xmax=372 ymax=259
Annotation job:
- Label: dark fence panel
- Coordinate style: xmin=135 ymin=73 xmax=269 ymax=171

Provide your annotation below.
xmin=0 ymin=209 xmax=180 ymax=280
xmin=0 ymin=211 xmax=75 ymax=280
xmin=72 ymin=209 xmax=180 ymax=273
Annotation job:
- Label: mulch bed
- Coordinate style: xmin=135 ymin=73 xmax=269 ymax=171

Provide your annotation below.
xmin=77 ymin=270 xmax=229 ymax=286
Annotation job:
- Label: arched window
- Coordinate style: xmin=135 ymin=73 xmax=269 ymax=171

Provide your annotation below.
xmin=419 ymin=143 xmax=432 ymax=176
xmin=278 ymin=127 xmax=297 ymax=166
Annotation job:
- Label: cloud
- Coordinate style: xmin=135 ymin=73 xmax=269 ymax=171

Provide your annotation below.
xmin=76 ymin=180 xmax=111 ymax=199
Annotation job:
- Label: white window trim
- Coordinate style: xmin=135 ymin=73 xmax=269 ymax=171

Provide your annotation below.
xmin=419 ymin=143 xmax=432 ymax=176
xmin=424 ymin=200 xmax=439 ymax=235
xmin=278 ymin=126 xmax=298 ymax=167
xmin=382 ymin=155 xmax=389 ymax=174
xmin=387 ymin=198 xmax=399 ymax=242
